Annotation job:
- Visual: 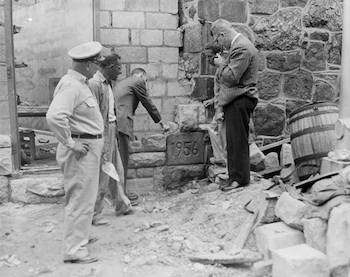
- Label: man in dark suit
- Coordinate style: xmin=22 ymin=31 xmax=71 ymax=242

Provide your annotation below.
xmin=114 ymin=68 xmax=168 ymax=204
xmin=210 ymin=19 xmax=259 ymax=191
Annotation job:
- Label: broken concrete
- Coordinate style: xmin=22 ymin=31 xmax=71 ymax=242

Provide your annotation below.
xmin=272 ymin=244 xmax=329 ymax=277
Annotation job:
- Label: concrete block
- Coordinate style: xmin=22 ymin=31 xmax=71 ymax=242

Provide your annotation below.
xmin=140 ymin=30 xmax=163 ymax=46
xmin=146 ymin=13 xmax=178 ymax=29
xmin=112 ymin=11 xmax=145 ymax=28
xmin=272 ymin=244 xmax=329 ymax=277
xmin=131 ymin=29 xmax=141 ymax=45
xmin=254 ymin=222 xmax=305 ymax=259
xmin=302 ymin=217 xmax=327 ymax=253
xmin=161 ymin=63 xmax=178 ymax=79
xmin=183 ymin=23 xmax=203 ymax=53
xmin=147 ymin=80 xmax=166 ymax=96
xmin=100 ymin=28 xmax=129 ymax=45
xmin=275 ymin=192 xmax=307 ymax=230
xmin=129 ymin=134 xmax=166 ymax=153
xmin=164 ymin=30 xmax=182 ymax=47
xmin=136 ymin=167 xmax=154 ymax=178
xmin=128 ymin=152 xmax=166 ymax=168
xmin=160 ymin=0 xmax=178 ymax=14
xmin=148 ymin=47 xmax=179 ymax=63
xmin=167 ymin=81 xmax=188 ymax=96
xmin=280 ymin=143 xmax=294 ymax=166
xmin=99 ymin=11 xmax=112 ymax=27
xmin=320 ymin=157 xmax=350 ymax=175
xmin=0 ymin=176 xmax=8 ymax=203
xmin=100 ymin=0 xmax=125 ymax=10
xmin=125 ymin=0 xmax=158 ymax=11
xmin=264 ymin=152 xmax=279 ymax=169
xmin=327 ymin=203 xmax=350 ymax=270
xmin=113 ymin=46 xmax=147 ymax=63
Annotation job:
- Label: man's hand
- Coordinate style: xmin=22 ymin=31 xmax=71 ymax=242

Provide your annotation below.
xmin=203 ymin=98 xmax=215 ymax=108
xmin=159 ymin=120 xmax=170 ymax=133
xmin=213 ymin=54 xmax=224 ymax=66
xmin=70 ymin=141 xmax=90 ymax=160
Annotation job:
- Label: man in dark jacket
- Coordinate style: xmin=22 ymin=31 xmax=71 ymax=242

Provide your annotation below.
xmin=114 ymin=68 xmax=167 ymax=204
xmin=210 ymin=19 xmax=259 ymax=191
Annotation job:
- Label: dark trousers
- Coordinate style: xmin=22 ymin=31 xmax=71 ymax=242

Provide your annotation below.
xmin=224 ymin=95 xmax=257 ymax=186
xmin=117 ymin=131 xmax=130 ymax=192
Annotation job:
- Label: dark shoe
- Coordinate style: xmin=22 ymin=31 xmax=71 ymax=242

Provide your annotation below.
xmin=64 ymin=255 xmax=98 ymax=264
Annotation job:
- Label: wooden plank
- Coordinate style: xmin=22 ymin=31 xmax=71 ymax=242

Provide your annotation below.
xmin=4 ymin=0 xmax=20 ymax=170
xmin=294 ymin=171 xmax=339 ymax=189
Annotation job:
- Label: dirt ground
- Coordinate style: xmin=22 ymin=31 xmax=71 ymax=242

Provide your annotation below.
xmin=0 ymin=178 xmax=270 ymax=277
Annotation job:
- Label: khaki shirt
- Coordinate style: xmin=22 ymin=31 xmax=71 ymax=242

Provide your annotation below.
xmin=46 ymin=69 xmax=104 ymax=148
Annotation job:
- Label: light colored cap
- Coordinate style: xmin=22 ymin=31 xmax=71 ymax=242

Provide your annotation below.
xmin=68 ymin=41 xmax=103 ymax=60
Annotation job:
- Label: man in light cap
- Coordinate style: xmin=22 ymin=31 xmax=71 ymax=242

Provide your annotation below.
xmin=210 ymin=19 xmax=258 ymax=191
xmin=46 ymin=41 xmax=104 ymax=263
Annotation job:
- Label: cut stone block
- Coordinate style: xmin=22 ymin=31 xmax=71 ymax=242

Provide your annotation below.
xmin=280 ymin=143 xmax=294 ymax=166
xmin=254 ymin=222 xmax=305 ymax=259
xmin=0 ymin=176 xmax=8 ymax=203
xmin=275 ymin=192 xmax=307 ymax=230
xmin=128 ymin=152 xmax=166 ymax=169
xmin=302 ymin=217 xmax=327 ymax=253
xmin=175 ymin=103 xmax=206 ymax=131
xmin=264 ymin=152 xmax=279 ymax=169
xmin=250 ymin=143 xmax=266 ymax=172
xmin=272 ymin=244 xmax=329 ymax=277
xmin=0 ymin=147 xmax=13 ymax=175
xmin=129 ymin=134 xmax=166 ymax=153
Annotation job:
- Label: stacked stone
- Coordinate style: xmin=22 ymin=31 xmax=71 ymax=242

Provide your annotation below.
xmin=179 ymin=0 xmax=343 ymax=138
xmin=98 ymin=0 xmax=188 ymax=137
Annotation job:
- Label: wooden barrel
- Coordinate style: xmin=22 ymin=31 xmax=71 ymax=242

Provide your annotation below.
xmin=288 ymin=103 xmax=339 ymax=180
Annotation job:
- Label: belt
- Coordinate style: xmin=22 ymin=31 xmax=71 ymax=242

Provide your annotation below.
xmin=71 ymin=133 xmax=102 ymax=139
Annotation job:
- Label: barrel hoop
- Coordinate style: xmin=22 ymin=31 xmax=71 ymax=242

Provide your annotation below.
xmin=294 ymin=152 xmax=329 ymax=165
xmin=290 ymin=125 xmax=335 ymax=140
xmin=289 ymin=102 xmax=338 ymax=118
xmin=288 ymin=109 xmax=339 ymax=125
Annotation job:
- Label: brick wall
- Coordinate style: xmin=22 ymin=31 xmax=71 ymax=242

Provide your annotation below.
xmin=97 ymin=0 xmax=192 ymax=137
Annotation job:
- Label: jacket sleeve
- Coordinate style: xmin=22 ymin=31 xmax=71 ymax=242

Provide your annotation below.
xmin=219 ymin=47 xmax=251 ymax=87
xmin=133 ymin=80 xmax=162 ymax=123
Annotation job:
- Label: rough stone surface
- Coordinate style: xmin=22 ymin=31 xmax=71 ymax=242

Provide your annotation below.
xmin=303 ymin=0 xmax=343 ymax=32
xmin=197 ymin=0 xmax=219 ymax=22
xmin=183 ymin=23 xmax=203 ymax=53
xmin=129 ymin=134 xmax=166 ymax=153
xmin=0 ymin=176 xmax=8 ymax=203
xmin=302 ymin=42 xmax=327 ymax=71
xmin=253 ymin=104 xmax=285 ymax=136
xmin=219 ymin=0 xmax=248 ymax=23
xmin=312 ymin=80 xmax=336 ymax=102
xmin=252 ymin=260 xmax=273 ymax=277
xmin=266 ymin=51 xmax=301 ymax=72
xmin=272 ymin=244 xmax=329 ymax=277
xmin=175 ymin=103 xmax=206 ymax=131
xmin=327 ymin=33 xmax=342 ymax=65
xmin=327 ymin=203 xmax=350 ymax=270
xmin=10 ymin=174 xmax=64 ymax=204
xmin=257 ymin=72 xmax=281 ymax=100
xmin=286 ymin=99 xmax=310 ymax=118
xmin=162 ymin=164 xmax=206 ymax=189
xmin=302 ymin=218 xmax=327 ymax=253
xmin=128 ymin=152 xmax=166 ymax=169
xmin=127 ymin=177 xmax=155 ymax=195
xmin=264 ymin=152 xmax=279 ymax=169
xmin=136 ymin=168 xmax=154 ymax=178
xmin=275 ymin=192 xmax=307 ymax=230
xmin=250 ymin=0 xmax=279 ymax=15
xmin=0 ymin=148 xmax=13 ymax=175
xmin=309 ymin=30 xmax=330 ymax=42
xmin=280 ymin=0 xmax=308 ymax=7
xmin=284 ymin=70 xmax=313 ymax=100
xmin=253 ymin=8 xmax=302 ymax=51
xmin=250 ymin=143 xmax=266 ymax=172
xmin=254 ymin=222 xmax=305 ymax=259
xmin=280 ymin=143 xmax=293 ymax=166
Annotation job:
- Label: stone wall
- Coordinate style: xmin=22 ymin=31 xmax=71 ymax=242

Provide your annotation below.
xmin=179 ymin=0 xmax=343 ymax=138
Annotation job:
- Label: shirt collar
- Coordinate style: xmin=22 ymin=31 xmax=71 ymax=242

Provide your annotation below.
xmin=93 ymin=70 xmax=108 ymax=83
xmin=230 ymin=33 xmax=241 ymax=48
xmin=67 ymin=69 xmax=88 ymax=83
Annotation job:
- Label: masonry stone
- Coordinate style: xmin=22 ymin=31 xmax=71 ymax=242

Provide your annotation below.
xmin=253 ymin=8 xmax=302 ymax=51
xmin=0 ymin=148 xmax=12 ymax=175
xmin=272 ymin=244 xmax=329 ymax=277
xmin=254 ymin=222 xmax=305 ymax=259
xmin=257 ymin=72 xmax=281 ymax=100
xmin=163 ymin=164 xmax=206 ymax=189
xmin=125 ymin=0 xmax=158 ymax=12
xmin=99 ymin=11 xmax=112 ymax=27
xmin=127 ymin=177 xmax=155 ymax=195
xmin=275 ymin=192 xmax=307 ymax=230
xmin=128 ymin=152 xmax=166 ymax=169
xmin=303 ymin=42 xmax=327 ymax=71
xmin=198 ymin=0 xmax=219 ymax=22
xmin=167 ymin=81 xmax=188 ymax=96
xmin=309 ymin=30 xmax=330 ymax=42
xmin=140 ymin=30 xmax=163 ymax=46
xmin=136 ymin=168 xmax=154 ymax=178
xmin=183 ymin=23 xmax=203 ymax=53
xmin=146 ymin=13 xmax=178 ymax=29
xmin=148 ymin=47 xmax=179 ymax=63
xmin=113 ymin=46 xmax=147 ymax=63
xmin=100 ymin=28 xmax=129 ymax=45
xmin=264 ymin=152 xmax=279 ymax=169
xmin=284 ymin=70 xmax=313 ymax=100
xmin=175 ymin=103 xmax=206 ymax=130
xmin=220 ymin=0 xmax=248 ymax=23
xmin=0 ymin=176 xmax=8 ymax=203
xmin=327 ymin=203 xmax=350 ymax=270
xmin=131 ymin=63 xmax=161 ymax=80
xmin=250 ymin=0 xmax=279 ymax=15
xmin=280 ymin=143 xmax=293 ymax=166
xmin=266 ymin=51 xmax=301 ymax=72
xmin=250 ymin=143 xmax=266 ymax=172
xmin=0 ymin=135 xmax=11 ymax=148
xmin=312 ymin=80 xmax=336 ymax=102
xmin=302 ymin=218 xmax=327 ymax=253
xmin=327 ymin=33 xmax=342 ymax=65
xmin=127 ymin=168 xmax=137 ymax=179
xmin=160 ymin=0 xmax=178 ymax=14
xmin=162 ymin=64 xmax=179 ymax=79
xmin=252 ymin=260 xmax=273 ymax=277
xmin=112 ymin=11 xmax=145 ymax=28
xmin=280 ymin=0 xmax=308 ymax=7
xmin=232 ymin=24 xmax=255 ymax=43
xmin=147 ymin=80 xmax=166 ymax=96
xmin=131 ymin=29 xmax=140 ymax=45
xmin=253 ymin=104 xmax=285 ymax=136
xmin=164 ymin=30 xmax=182 ymax=47
xmin=129 ymin=134 xmax=166 ymax=153
xmin=303 ymin=0 xmax=343 ymax=32
xmin=100 ymin=0 xmax=125 ymax=10
xmin=286 ymin=99 xmax=310 ymax=118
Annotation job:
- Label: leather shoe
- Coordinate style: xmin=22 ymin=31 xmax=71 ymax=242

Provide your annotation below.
xmin=64 ymin=255 xmax=98 ymax=264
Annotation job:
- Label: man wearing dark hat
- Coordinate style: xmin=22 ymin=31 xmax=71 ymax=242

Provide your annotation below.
xmin=46 ymin=41 xmax=104 ymax=263
xmin=210 ymin=19 xmax=259 ymax=191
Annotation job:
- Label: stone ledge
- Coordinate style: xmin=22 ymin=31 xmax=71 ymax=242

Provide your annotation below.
xmin=129 ymin=134 xmax=166 ymax=153
xmin=163 ymin=164 xmax=206 ymax=189
xmin=129 ymin=152 xmax=166 ymax=168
